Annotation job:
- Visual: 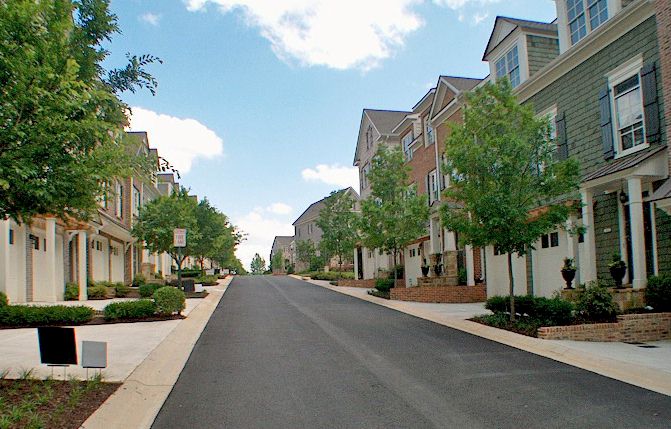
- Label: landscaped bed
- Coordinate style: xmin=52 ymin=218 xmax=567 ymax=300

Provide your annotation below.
xmin=0 ymin=376 xmax=120 ymax=429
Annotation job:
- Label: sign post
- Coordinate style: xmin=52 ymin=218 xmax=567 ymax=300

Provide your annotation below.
xmin=173 ymin=228 xmax=187 ymax=289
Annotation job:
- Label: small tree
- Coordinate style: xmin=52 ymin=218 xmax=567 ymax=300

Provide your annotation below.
xmin=359 ymin=146 xmax=430 ymax=282
xmin=271 ymin=250 xmax=284 ymax=273
xmin=295 ymin=239 xmax=317 ymax=272
xmin=132 ymin=189 xmax=200 ymax=285
xmin=317 ymin=190 xmax=359 ymax=274
xmin=440 ymin=80 xmax=580 ymax=321
xmin=250 ymin=253 xmax=266 ymax=274
xmin=191 ymin=198 xmax=237 ymax=275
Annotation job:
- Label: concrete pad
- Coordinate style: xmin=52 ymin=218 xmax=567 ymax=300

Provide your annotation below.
xmin=81 ymin=277 xmax=232 ymax=429
xmin=306 ymin=279 xmax=671 ymax=397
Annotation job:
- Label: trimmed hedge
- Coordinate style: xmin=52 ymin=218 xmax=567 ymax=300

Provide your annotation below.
xmin=194 ymin=275 xmax=218 ymax=285
xmin=303 ymin=271 xmax=355 ymax=281
xmin=576 ymin=282 xmax=619 ymax=322
xmin=87 ymin=285 xmax=108 ymax=299
xmin=103 ymin=300 xmax=156 ymax=320
xmin=375 ymin=278 xmax=395 ymax=293
xmin=132 ymin=274 xmax=146 ymax=287
xmin=154 ymin=287 xmax=186 ymax=315
xmin=0 ymin=305 xmax=94 ymax=327
xmin=114 ymin=282 xmax=131 ymax=298
xmin=485 ymin=295 xmax=574 ymax=326
xmin=139 ymin=283 xmax=163 ymax=298
xmin=64 ymin=283 xmax=79 ymax=301
xmin=646 ymin=274 xmax=671 ymax=312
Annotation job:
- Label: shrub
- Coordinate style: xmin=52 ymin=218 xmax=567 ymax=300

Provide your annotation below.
xmin=576 ymin=281 xmax=618 ymax=322
xmin=179 ymin=270 xmax=201 ymax=278
xmin=485 ymin=295 xmax=573 ymax=326
xmin=306 ymin=271 xmax=355 ymax=281
xmin=153 ymin=287 xmax=186 ymax=315
xmin=64 ymin=283 xmax=79 ymax=301
xmin=0 ymin=292 xmax=7 ymax=307
xmin=646 ymin=274 xmax=671 ymax=312
xmin=0 ymin=305 xmax=93 ymax=327
xmin=103 ymin=300 xmax=156 ymax=320
xmin=139 ymin=283 xmax=162 ymax=298
xmin=132 ymin=274 xmax=146 ymax=287
xmin=194 ymin=275 xmax=219 ymax=285
xmin=87 ymin=285 xmax=108 ymax=299
xmin=473 ymin=313 xmax=543 ymax=337
xmin=375 ymin=278 xmax=395 ymax=293
xmin=114 ymin=282 xmax=131 ymax=298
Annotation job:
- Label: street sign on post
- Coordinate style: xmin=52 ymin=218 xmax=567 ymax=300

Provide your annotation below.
xmin=173 ymin=228 xmax=187 ymax=247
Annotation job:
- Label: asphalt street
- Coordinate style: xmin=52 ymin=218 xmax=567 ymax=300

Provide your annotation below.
xmin=152 ymin=275 xmax=671 ymax=428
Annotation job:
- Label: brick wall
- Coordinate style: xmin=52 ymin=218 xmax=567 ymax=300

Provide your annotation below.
xmin=337 ymin=279 xmax=376 ymax=288
xmin=537 ymin=312 xmax=671 ymax=342
xmin=390 ymin=285 xmax=486 ymax=303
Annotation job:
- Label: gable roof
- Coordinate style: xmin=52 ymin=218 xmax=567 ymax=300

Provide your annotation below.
xmin=354 ymin=109 xmax=410 ymax=166
xmin=483 ymin=16 xmax=557 ymax=60
xmin=271 ymin=236 xmax=294 ymax=250
xmin=429 ymin=75 xmax=483 ymax=120
xmin=292 ymin=188 xmax=359 ymax=226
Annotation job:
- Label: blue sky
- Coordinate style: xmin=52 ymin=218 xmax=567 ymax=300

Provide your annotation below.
xmin=107 ymin=0 xmax=557 ymax=268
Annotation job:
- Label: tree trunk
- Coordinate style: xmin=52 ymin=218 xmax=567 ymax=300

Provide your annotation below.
xmin=200 ymin=257 xmax=205 ymax=276
xmin=393 ymin=249 xmax=398 ymax=283
xmin=507 ymin=252 xmax=516 ymax=322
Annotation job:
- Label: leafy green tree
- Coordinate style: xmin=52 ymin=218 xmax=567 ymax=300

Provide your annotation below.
xmin=359 ymin=146 xmax=430 ymax=281
xmin=317 ymin=190 xmax=359 ymax=273
xmin=440 ymin=80 xmax=580 ymax=321
xmin=132 ymin=189 xmax=200 ymax=283
xmin=271 ymin=250 xmax=284 ymax=273
xmin=191 ymin=198 xmax=241 ymax=275
xmin=250 ymin=253 xmax=266 ymax=275
xmin=0 ymin=0 xmax=161 ymax=222
xmin=295 ymin=239 xmax=317 ymax=271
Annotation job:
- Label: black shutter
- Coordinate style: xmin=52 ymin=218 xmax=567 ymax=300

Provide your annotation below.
xmin=555 ymin=112 xmax=568 ymax=160
xmin=641 ymin=62 xmax=660 ymax=144
xmin=599 ymin=86 xmax=615 ymax=160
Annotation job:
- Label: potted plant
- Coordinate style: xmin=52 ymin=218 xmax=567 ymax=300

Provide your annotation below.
xmin=608 ymin=252 xmax=627 ymax=288
xmin=432 ymin=253 xmax=442 ymax=277
xmin=421 ymin=259 xmax=430 ymax=277
xmin=560 ymin=257 xmax=577 ymax=289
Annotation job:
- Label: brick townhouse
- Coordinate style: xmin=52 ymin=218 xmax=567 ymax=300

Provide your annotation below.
xmin=0 ymin=132 xmax=179 ymax=303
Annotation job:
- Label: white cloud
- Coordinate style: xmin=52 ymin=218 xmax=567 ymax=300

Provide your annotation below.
xmin=432 ymin=0 xmax=500 ymax=9
xmin=473 ymin=12 xmax=488 ymax=25
xmin=234 ymin=208 xmax=294 ymax=269
xmin=140 ymin=12 xmax=161 ymax=26
xmin=266 ymin=202 xmax=292 ymax=215
xmin=128 ymin=107 xmax=223 ymax=174
xmin=301 ymin=164 xmax=359 ymax=190
xmin=184 ymin=0 xmax=423 ymax=71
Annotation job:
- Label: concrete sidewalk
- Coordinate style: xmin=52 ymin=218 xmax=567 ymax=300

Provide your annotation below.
xmin=81 ymin=276 xmax=232 ymax=429
xmin=300 ymin=277 xmax=671 ymax=396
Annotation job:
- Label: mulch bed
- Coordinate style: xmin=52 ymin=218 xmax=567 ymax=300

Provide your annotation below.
xmin=0 ymin=379 xmax=120 ymax=429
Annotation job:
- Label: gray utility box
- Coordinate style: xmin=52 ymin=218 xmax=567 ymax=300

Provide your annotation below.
xmin=182 ymin=279 xmax=195 ymax=292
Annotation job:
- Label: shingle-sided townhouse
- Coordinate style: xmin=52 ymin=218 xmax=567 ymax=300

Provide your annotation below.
xmin=0 ymin=132 xmax=177 ymax=303
xmin=270 ymin=235 xmax=295 ymax=272
xmin=481 ymin=0 xmax=671 ymax=297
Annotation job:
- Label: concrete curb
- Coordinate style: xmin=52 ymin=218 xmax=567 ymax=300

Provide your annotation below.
xmin=81 ymin=276 xmax=233 ymax=429
xmin=303 ymin=278 xmax=671 ymax=397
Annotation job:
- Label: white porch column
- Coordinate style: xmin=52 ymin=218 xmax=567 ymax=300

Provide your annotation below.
xmin=44 ymin=218 xmax=57 ymax=302
xmin=78 ymin=231 xmax=88 ymax=300
xmin=0 ymin=220 xmax=10 ymax=298
xmin=565 ymin=216 xmax=580 ymax=286
xmin=353 ymin=248 xmax=359 ymax=279
xmin=465 ymin=244 xmax=475 ymax=286
xmin=580 ymin=189 xmax=597 ymax=283
xmin=627 ymin=177 xmax=647 ymax=289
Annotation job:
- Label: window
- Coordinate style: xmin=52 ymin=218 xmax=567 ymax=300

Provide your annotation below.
xmin=567 ymin=0 xmax=608 ymax=45
xmin=30 ymin=234 xmax=39 ymax=250
xmin=440 ymin=153 xmax=450 ymax=190
xmin=402 ymin=132 xmax=414 ymax=161
xmin=495 ymin=45 xmax=520 ymax=88
xmin=8 ymin=229 xmax=14 ymax=245
xmin=493 ymin=246 xmax=502 ymax=256
xmin=365 ymin=126 xmax=373 ymax=151
xmin=43 ymin=238 xmax=46 ymax=251
xmin=613 ymin=74 xmax=645 ymax=153
xmin=541 ymin=232 xmax=560 ymax=248
xmin=133 ymin=186 xmax=141 ymax=217
xmin=362 ymin=163 xmax=371 ymax=189
xmin=426 ymin=122 xmax=435 ymax=146
xmin=115 ymin=182 xmax=124 ymax=218
xmin=428 ymin=170 xmax=439 ymax=205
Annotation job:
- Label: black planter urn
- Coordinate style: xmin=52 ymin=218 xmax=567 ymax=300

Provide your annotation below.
xmin=421 ymin=266 xmax=430 ymax=277
xmin=609 ymin=264 xmax=627 ymax=288
xmin=433 ymin=264 xmax=443 ymax=277
xmin=561 ymin=268 xmax=576 ymax=289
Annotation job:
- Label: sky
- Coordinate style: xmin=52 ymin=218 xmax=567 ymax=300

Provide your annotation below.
xmin=107 ymin=0 xmax=557 ymax=269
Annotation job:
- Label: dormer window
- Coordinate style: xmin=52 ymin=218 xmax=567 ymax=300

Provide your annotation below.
xmin=567 ymin=0 xmax=608 ymax=45
xmin=495 ymin=45 xmax=520 ymax=88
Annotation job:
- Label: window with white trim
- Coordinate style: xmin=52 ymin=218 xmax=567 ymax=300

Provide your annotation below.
xmin=361 ymin=163 xmax=371 ymax=189
xmin=613 ymin=73 xmax=645 ymax=153
xmin=402 ymin=132 xmax=414 ymax=161
xmin=365 ymin=126 xmax=373 ymax=151
xmin=567 ymin=0 xmax=608 ymax=45
xmin=115 ymin=182 xmax=124 ymax=218
xmin=425 ymin=121 xmax=435 ymax=146
xmin=440 ymin=153 xmax=450 ymax=190
xmin=495 ymin=45 xmax=520 ymax=88
xmin=428 ymin=169 xmax=439 ymax=205
xmin=133 ymin=186 xmax=141 ymax=217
